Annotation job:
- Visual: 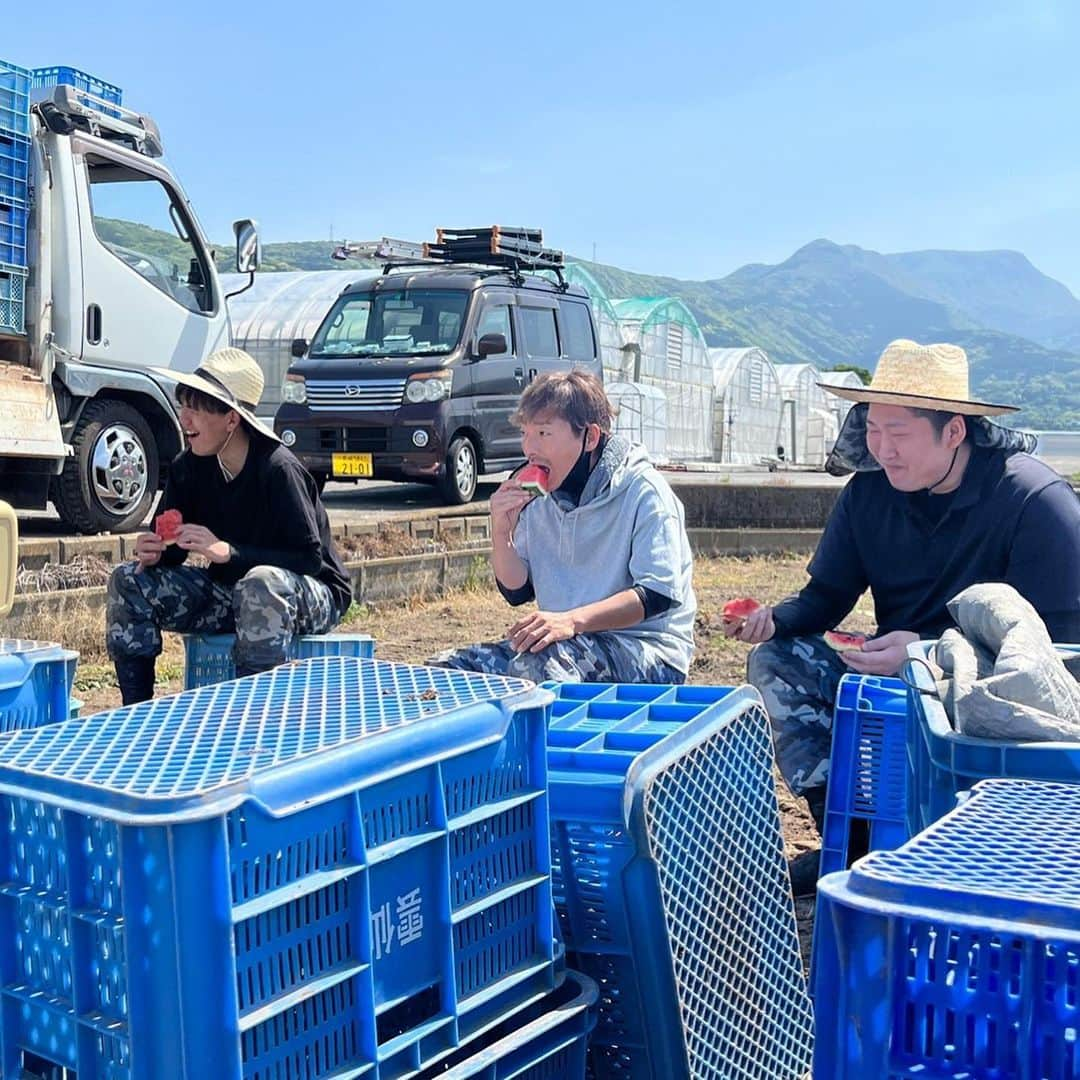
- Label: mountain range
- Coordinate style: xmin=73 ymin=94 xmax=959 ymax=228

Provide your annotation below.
xmin=100 ymin=221 xmax=1080 ymax=429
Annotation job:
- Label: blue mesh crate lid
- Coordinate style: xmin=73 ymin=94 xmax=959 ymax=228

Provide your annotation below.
xmin=0 ymin=657 xmax=547 ymax=822
xmin=841 ymin=778 xmax=1080 ymax=924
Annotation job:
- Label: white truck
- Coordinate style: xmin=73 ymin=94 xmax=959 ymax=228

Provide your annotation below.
xmin=0 ymin=62 xmax=259 ymax=533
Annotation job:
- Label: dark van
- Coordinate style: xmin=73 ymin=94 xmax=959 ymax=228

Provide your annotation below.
xmin=274 ymin=261 xmax=603 ymax=503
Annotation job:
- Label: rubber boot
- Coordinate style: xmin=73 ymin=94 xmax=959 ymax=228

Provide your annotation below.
xmin=787 ymin=785 xmax=827 ymax=899
xmin=114 ymin=656 xmax=156 ymax=706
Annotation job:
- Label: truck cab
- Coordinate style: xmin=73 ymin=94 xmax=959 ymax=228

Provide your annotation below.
xmin=274 ymin=230 xmax=602 ymax=503
xmin=0 ymin=61 xmax=259 ymax=533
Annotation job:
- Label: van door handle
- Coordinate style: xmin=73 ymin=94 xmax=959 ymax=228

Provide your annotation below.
xmin=514 ymin=367 xmax=525 ymax=387
xmin=528 ymin=367 xmax=539 ymax=382
xmin=86 ymin=304 xmax=102 ymax=345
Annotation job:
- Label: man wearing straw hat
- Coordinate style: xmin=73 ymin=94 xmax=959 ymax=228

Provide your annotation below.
xmin=729 ymin=339 xmax=1080 ymax=892
xmin=106 ymin=348 xmax=353 ymax=704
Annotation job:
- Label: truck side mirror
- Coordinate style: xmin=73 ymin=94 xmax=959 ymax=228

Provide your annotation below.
xmin=234 ymin=219 xmax=261 ymax=274
xmin=477 ymin=332 xmax=507 ymax=358
xmin=291 ymin=338 xmax=309 ymax=358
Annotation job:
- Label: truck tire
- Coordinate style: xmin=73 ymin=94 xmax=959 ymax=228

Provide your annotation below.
xmin=53 ymin=398 xmax=160 ymax=534
xmin=439 ymin=435 xmax=478 ymax=505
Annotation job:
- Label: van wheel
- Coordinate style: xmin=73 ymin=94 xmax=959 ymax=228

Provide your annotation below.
xmin=439 ymin=436 xmax=478 ymax=504
xmin=53 ymin=398 xmax=160 ymax=534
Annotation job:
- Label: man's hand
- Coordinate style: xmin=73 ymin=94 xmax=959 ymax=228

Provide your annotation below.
xmin=842 ymin=630 xmax=919 ymax=676
xmin=176 ymin=524 xmax=232 ymax=565
xmin=508 ymin=609 xmax=577 ymax=654
xmin=490 ymin=477 xmax=536 ymax=541
xmin=725 ymin=604 xmax=776 ymax=644
xmin=132 ymin=531 xmax=164 ymax=573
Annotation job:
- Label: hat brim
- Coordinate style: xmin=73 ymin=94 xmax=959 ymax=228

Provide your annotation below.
xmin=154 ymin=367 xmax=281 ymax=442
xmin=818 ymin=383 xmax=1018 ymax=416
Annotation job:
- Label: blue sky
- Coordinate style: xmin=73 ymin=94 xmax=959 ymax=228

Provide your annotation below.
xmin=9 ymin=1 xmax=1080 ymax=289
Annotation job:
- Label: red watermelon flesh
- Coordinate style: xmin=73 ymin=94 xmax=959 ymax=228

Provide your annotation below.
xmin=824 ymin=630 xmax=867 ymax=653
xmin=154 ymin=508 xmax=183 ymax=544
xmin=518 ymin=463 xmax=550 ymax=496
xmin=722 ymin=597 xmax=761 ymax=624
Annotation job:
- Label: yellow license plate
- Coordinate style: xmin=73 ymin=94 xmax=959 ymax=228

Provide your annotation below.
xmin=331 ymin=453 xmax=374 ymax=478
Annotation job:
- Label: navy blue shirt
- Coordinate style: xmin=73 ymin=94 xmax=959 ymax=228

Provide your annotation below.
xmin=771 ymin=448 xmax=1080 ymax=642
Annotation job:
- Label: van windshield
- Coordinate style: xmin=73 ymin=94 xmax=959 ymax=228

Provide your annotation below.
xmin=310 ymin=289 xmax=470 ymax=358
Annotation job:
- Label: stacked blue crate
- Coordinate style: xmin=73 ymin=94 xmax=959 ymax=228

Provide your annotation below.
xmin=545 ymin=682 xmax=814 ymax=1080
xmin=0 ymin=59 xmax=30 ymax=335
xmin=0 ymin=656 xmax=559 ymax=1078
xmin=815 ymin=777 xmax=1080 ymax=1079
xmin=31 ymin=66 xmax=123 ymax=109
xmin=0 ymin=638 xmax=77 ymax=731
xmin=906 ymin=640 xmax=1080 ymax=832
xmin=820 ymin=673 xmax=910 ymax=878
xmin=183 ymin=630 xmax=376 ymax=688
xmin=416 ymin=971 xmax=598 ymax=1079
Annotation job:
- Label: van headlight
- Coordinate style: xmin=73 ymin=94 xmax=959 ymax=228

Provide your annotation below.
xmin=405 ymin=371 xmax=453 ymax=403
xmin=281 ymin=374 xmax=307 ymax=404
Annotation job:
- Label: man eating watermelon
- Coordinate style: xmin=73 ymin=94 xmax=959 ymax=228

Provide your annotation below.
xmin=428 ymin=371 xmax=696 ymax=684
xmin=728 ymin=340 xmax=1080 ymax=895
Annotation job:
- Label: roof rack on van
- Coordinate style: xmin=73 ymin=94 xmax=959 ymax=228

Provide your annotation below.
xmin=41 ymin=84 xmax=163 ymax=157
xmin=331 ymin=226 xmax=567 ymax=286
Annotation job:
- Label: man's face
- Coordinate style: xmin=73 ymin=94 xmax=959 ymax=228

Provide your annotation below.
xmin=865 ymin=404 xmax=958 ymax=491
xmin=179 ymin=399 xmax=237 ymax=457
xmin=518 ymin=413 xmax=598 ymax=491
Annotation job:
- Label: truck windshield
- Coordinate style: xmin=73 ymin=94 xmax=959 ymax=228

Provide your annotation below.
xmin=311 ymin=289 xmax=470 ymax=357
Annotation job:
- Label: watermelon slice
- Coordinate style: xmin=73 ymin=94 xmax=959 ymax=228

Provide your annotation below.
xmin=722 ymin=597 xmax=762 ymax=625
xmin=518 ymin=463 xmax=550 ymax=497
xmin=154 ymin=508 xmax=183 ymax=544
xmin=824 ymin=630 xmax=867 ymax=653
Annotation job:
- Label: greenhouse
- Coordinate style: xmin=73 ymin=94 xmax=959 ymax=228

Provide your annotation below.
xmin=709 ymin=347 xmax=784 ymax=464
xmin=817 ymin=369 xmax=865 ymax=429
xmin=563 ymin=263 xmax=629 ymax=381
xmin=221 ymin=270 xmax=373 ymax=416
xmin=611 ymin=298 xmax=713 ymax=461
xmin=774 ymin=363 xmax=836 ymax=465
xmin=605 ymin=381 xmax=668 ymax=462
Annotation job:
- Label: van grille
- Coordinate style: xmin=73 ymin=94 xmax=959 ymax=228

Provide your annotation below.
xmin=306 ymin=378 xmax=406 ymax=412
xmin=318 ymin=429 xmax=390 ymax=453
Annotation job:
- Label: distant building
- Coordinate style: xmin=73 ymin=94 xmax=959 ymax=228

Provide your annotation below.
xmin=817 ymin=369 xmax=866 ymax=430
xmin=611 ymin=298 xmax=713 ymax=460
xmin=709 ymin=347 xmax=783 ymax=464
xmin=774 ymin=363 xmax=836 ymax=465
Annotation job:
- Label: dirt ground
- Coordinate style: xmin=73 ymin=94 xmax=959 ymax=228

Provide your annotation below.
xmin=31 ymin=551 xmax=877 ymax=971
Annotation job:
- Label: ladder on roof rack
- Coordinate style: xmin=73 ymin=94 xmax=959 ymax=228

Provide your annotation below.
xmin=43 ymin=84 xmax=163 ymax=157
xmin=331 ymin=226 xmax=567 ymax=283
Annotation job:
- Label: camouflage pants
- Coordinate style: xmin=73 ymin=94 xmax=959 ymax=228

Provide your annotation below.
xmin=428 ymin=633 xmax=685 ymax=685
xmin=107 ymin=562 xmax=339 ymax=673
xmin=747 ymin=635 xmax=849 ymax=798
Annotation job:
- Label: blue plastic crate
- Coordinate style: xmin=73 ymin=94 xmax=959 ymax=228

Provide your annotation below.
xmin=0 ymin=195 xmax=28 ymax=269
xmin=0 ymin=263 xmax=26 ymax=334
xmin=906 ymin=639 xmax=1080 ymax=833
xmin=815 ymin=777 xmax=1080 ymax=1079
xmin=0 ymin=637 xmax=77 ymax=732
xmin=31 ymin=65 xmax=122 ymax=108
xmin=545 ymin=682 xmax=814 ymax=1080
xmin=183 ymin=630 xmax=377 ymax=689
xmin=415 ymin=970 xmax=596 ymax=1078
xmin=0 ymin=656 xmax=559 ymax=1079
xmin=0 ymin=60 xmax=31 ymax=139
xmin=820 ymin=673 xmax=910 ymax=879
xmin=0 ymin=131 xmax=29 ymax=207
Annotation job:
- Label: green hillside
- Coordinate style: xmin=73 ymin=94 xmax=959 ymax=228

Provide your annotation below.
xmin=97 ymin=222 xmax=1080 ymax=428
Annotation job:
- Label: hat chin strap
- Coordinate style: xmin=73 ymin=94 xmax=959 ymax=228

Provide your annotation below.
xmin=926 ymin=444 xmax=961 ymax=494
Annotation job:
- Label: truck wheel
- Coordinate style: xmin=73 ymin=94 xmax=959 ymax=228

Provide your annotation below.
xmin=53 ymin=399 xmax=160 ymax=534
xmin=439 ymin=436 xmax=478 ymax=504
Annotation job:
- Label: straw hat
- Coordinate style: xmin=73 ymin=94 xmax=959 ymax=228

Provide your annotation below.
xmin=818 ymin=339 xmax=1017 ymax=416
xmin=156 ymin=348 xmax=280 ymax=441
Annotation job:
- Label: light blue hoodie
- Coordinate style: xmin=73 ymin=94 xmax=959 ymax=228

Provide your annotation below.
xmin=512 ymin=435 xmax=696 ymax=675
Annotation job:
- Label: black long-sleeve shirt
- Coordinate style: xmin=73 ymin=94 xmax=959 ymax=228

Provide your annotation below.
xmin=771 ymin=448 xmax=1080 ymax=642
xmin=159 ymin=438 xmax=353 ymax=614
